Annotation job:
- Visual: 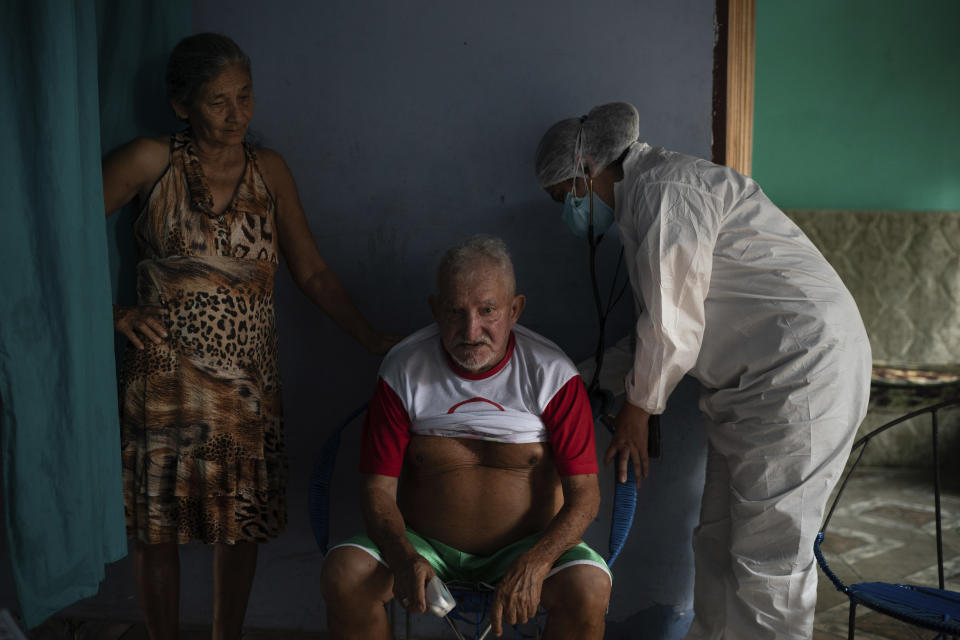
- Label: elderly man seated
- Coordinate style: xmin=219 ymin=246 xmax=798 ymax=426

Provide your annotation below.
xmin=320 ymin=235 xmax=611 ymax=639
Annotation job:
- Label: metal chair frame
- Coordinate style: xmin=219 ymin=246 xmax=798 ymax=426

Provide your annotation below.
xmin=814 ymin=397 xmax=960 ymax=639
xmin=310 ymin=402 xmax=637 ymax=639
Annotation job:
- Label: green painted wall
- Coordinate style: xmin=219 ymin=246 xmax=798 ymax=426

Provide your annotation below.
xmin=753 ymin=1 xmax=960 ymax=211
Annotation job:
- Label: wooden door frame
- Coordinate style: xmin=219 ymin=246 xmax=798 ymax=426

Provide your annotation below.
xmin=712 ymin=0 xmax=756 ymax=175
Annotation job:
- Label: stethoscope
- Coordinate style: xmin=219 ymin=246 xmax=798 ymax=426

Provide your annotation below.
xmin=573 ymin=124 xmax=660 ymax=457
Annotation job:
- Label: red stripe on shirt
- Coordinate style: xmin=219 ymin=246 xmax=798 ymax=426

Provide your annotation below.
xmin=541 ymin=375 xmax=599 ymax=476
xmin=359 ymin=377 xmax=410 ymax=477
xmin=360 ymin=373 xmax=597 ymax=477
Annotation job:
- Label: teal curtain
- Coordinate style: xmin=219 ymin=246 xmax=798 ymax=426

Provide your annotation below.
xmin=96 ymin=0 xmax=192 ymax=311
xmin=0 ymin=0 xmax=125 ymax=629
xmin=0 ymin=0 xmax=188 ymax=629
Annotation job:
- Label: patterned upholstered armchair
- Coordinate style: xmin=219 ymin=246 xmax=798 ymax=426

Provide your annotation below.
xmin=786 ymin=209 xmax=960 ymax=465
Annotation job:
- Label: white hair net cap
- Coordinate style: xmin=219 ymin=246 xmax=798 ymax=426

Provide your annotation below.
xmin=534 ymin=102 xmax=640 ymax=188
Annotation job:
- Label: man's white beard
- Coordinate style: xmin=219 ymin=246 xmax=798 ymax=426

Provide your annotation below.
xmin=450 ymin=343 xmax=494 ymax=372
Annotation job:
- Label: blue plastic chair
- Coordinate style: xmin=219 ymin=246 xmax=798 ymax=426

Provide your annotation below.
xmin=814 ymin=398 xmax=960 ymax=639
xmin=310 ymin=399 xmax=637 ymax=639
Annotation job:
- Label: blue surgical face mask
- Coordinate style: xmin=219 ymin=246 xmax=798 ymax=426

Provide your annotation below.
xmin=561 ymin=188 xmax=615 ymax=239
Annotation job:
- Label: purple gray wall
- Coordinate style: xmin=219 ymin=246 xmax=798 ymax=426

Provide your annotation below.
xmin=194 ymin=1 xmax=714 ymax=635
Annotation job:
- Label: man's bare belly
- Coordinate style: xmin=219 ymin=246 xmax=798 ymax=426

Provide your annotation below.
xmin=398 ymin=435 xmax=563 ymax=555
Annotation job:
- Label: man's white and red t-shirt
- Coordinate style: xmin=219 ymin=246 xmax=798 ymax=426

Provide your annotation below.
xmin=360 ymin=323 xmax=598 ymax=478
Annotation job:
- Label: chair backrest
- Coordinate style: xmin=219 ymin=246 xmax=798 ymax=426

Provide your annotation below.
xmin=785 ymin=209 xmax=960 ymax=371
xmin=815 ymin=397 xmax=960 ymax=593
xmin=309 ymin=404 xmax=369 ymax=556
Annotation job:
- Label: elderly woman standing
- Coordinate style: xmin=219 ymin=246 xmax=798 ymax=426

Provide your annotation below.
xmin=103 ymin=33 xmax=394 ymax=639
xmin=534 ymin=102 xmax=871 ymax=640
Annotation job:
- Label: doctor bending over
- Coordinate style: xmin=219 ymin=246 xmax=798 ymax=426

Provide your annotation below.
xmin=320 ymin=236 xmax=610 ymax=639
xmin=535 ymin=102 xmax=871 ymax=640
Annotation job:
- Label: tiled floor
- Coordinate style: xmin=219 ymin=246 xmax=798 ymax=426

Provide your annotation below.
xmin=11 ymin=466 xmax=960 ymax=639
xmin=811 ymin=467 xmax=960 ymax=640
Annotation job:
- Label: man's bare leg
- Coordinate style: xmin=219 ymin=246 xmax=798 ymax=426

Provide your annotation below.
xmin=212 ymin=541 xmax=259 ymax=640
xmin=134 ymin=540 xmax=180 ymax=640
xmin=321 ymin=546 xmax=395 ymax=640
xmin=540 ymin=564 xmax=610 ymax=640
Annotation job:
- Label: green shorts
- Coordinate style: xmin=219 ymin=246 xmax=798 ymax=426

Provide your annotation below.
xmin=329 ymin=528 xmax=611 ymax=587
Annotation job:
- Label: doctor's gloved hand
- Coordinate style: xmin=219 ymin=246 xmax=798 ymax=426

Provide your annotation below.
xmin=604 ymin=401 xmax=651 ymax=488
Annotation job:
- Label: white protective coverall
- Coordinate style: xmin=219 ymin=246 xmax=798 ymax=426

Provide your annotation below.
xmin=614 ymin=142 xmax=872 ymax=639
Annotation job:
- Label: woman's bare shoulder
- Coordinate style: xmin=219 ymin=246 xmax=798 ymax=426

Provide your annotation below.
xmin=254 ymin=146 xmax=289 ymax=173
xmin=253 ymin=146 xmax=297 ymax=191
xmin=107 ymin=134 xmax=168 ymax=155
xmin=104 ymin=135 xmax=170 ymax=179
xmin=102 ymin=135 xmax=172 ymax=214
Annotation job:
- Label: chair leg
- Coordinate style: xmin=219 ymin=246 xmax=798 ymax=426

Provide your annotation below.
xmin=405 ymin=608 xmax=411 ymax=640
xmin=847 ymin=600 xmax=856 ymax=640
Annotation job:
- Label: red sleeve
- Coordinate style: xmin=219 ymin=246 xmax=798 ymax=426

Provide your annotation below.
xmin=359 ymin=377 xmax=411 ymax=476
xmin=541 ymin=375 xmax=598 ymax=476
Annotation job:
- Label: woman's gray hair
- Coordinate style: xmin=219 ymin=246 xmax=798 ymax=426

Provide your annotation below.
xmin=166 ymin=33 xmax=251 ymax=111
xmin=436 ymin=235 xmax=517 ymax=297
xmin=534 ymin=102 xmax=640 ymax=188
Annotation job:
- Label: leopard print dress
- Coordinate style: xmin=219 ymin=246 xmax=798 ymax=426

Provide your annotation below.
xmin=120 ymin=130 xmax=286 ymax=544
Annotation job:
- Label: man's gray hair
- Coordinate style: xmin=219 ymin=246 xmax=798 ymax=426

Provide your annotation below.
xmin=436 ymin=235 xmax=517 ymax=297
